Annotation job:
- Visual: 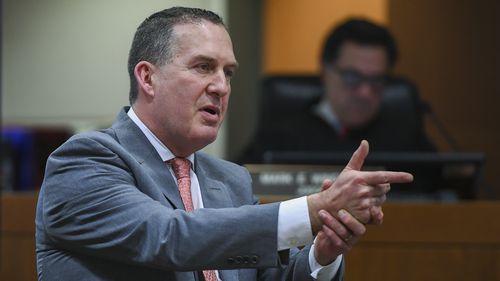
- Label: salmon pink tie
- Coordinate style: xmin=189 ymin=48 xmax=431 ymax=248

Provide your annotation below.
xmin=169 ymin=157 xmax=194 ymax=212
xmin=168 ymin=157 xmax=218 ymax=281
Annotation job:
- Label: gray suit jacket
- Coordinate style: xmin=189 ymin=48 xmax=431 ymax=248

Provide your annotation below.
xmin=36 ymin=107 xmax=344 ymax=281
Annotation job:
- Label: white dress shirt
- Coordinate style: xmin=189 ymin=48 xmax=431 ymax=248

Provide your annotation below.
xmin=313 ymin=98 xmax=344 ymax=134
xmin=128 ymin=107 xmax=342 ymax=280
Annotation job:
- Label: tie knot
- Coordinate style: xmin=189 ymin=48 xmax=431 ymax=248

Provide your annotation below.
xmin=169 ymin=157 xmax=191 ymax=180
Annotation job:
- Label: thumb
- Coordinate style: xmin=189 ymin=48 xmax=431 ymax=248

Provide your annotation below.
xmin=346 ymin=140 xmax=369 ymax=171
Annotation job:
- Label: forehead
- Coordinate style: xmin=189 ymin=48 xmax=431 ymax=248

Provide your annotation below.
xmin=170 ymin=21 xmax=237 ymax=65
xmin=336 ymin=41 xmax=388 ymax=73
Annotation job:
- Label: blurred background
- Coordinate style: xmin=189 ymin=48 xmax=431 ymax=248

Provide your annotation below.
xmin=226 ymin=0 xmax=500 ymax=200
xmin=1 ymin=0 xmax=499 ymax=280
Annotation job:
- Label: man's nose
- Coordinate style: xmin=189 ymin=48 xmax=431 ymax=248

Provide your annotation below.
xmin=356 ymin=82 xmax=377 ymax=98
xmin=207 ymin=70 xmax=230 ymax=97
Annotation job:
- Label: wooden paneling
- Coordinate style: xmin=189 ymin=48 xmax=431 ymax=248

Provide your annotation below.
xmin=346 ymin=246 xmax=500 ymax=281
xmin=387 ymin=0 xmax=500 ymax=198
xmin=361 ymin=202 xmax=500 ymax=243
xmin=1 ymin=236 xmax=36 ymax=281
xmin=344 ymin=202 xmax=500 ymax=280
xmin=0 ymin=192 xmax=38 ymax=281
xmin=263 ymin=0 xmax=388 ymax=74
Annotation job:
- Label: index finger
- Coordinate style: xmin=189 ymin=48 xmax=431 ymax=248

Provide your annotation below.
xmin=345 ymin=140 xmax=369 ymax=171
xmin=362 ymin=171 xmax=414 ymax=185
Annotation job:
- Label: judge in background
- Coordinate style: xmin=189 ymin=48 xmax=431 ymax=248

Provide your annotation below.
xmin=239 ymin=18 xmax=436 ymax=160
xmin=238 ymin=19 xmax=439 ymax=198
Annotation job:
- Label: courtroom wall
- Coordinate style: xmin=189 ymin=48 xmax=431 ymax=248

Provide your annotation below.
xmin=2 ymin=0 xmax=228 ymax=158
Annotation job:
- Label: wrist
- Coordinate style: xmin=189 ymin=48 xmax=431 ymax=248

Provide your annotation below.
xmin=307 ymin=193 xmax=323 ymax=235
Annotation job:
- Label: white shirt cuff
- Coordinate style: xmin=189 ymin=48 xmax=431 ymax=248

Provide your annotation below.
xmin=277 ymin=196 xmax=313 ymax=251
xmin=309 ymin=242 xmax=343 ymax=280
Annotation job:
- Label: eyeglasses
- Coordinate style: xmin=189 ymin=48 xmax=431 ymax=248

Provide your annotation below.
xmin=329 ymin=65 xmax=388 ymax=91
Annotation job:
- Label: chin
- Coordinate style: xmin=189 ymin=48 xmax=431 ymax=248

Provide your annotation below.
xmin=192 ymin=127 xmax=219 ymax=146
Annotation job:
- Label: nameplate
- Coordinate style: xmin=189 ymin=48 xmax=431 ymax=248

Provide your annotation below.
xmin=245 ymin=164 xmax=384 ymax=200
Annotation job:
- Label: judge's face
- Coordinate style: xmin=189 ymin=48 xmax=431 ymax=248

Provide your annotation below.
xmin=322 ymin=41 xmax=388 ymax=129
xmin=146 ymin=21 xmax=237 ymax=156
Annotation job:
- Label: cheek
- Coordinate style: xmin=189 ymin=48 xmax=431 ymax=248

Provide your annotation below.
xmin=327 ymin=80 xmax=349 ymax=104
xmin=333 ymin=89 xmax=352 ymax=108
xmin=370 ymin=97 xmax=382 ymax=112
xmin=160 ymin=95 xmax=194 ymax=126
xmin=220 ymin=94 xmax=230 ymax=114
xmin=171 ymin=85 xmax=200 ymax=110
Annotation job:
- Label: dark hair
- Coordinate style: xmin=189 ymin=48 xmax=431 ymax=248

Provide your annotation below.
xmin=127 ymin=7 xmax=225 ymax=104
xmin=321 ymin=18 xmax=398 ymax=68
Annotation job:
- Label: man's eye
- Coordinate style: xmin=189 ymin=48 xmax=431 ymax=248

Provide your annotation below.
xmin=342 ymin=72 xmax=362 ymax=85
xmin=225 ymin=69 xmax=235 ymax=79
xmin=196 ymin=63 xmax=211 ymax=72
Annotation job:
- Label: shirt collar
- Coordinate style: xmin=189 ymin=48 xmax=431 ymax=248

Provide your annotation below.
xmin=127 ymin=107 xmax=195 ymax=167
xmin=313 ymin=99 xmax=343 ymax=133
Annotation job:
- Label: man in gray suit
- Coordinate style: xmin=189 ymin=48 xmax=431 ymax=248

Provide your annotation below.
xmin=35 ymin=7 xmax=413 ymax=281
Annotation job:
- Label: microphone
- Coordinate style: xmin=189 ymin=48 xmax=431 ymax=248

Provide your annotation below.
xmin=419 ymin=100 xmax=461 ymax=151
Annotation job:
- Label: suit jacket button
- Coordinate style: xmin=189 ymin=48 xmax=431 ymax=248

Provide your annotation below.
xmin=227 ymin=257 xmax=235 ymax=264
xmin=236 ymin=256 xmax=243 ymax=264
xmin=243 ymin=256 xmax=250 ymax=264
xmin=251 ymin=255 xmax=259 ymax=264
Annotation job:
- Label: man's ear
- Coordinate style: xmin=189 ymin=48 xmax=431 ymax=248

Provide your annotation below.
xmin=134 ymin=61 xmax=156 ymax=98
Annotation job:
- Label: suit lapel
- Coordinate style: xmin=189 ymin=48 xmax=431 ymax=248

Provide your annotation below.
xmin=194 ymin=155 xmax=242 ymax=280
xmin=194 ymin=155 xmax=234 ymax=209
xmin=111 ymin=107 xmax=184 ymax=210
xmin=112 ymin=108 xmax=242 ymax=280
